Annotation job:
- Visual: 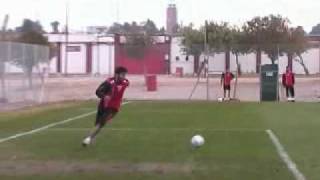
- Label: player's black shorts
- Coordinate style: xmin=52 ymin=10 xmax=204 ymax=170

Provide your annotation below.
xmin=95 ymin=102 xmax=118 ymax=126
xmin=224 ymin=85 xmax=231 ymax=90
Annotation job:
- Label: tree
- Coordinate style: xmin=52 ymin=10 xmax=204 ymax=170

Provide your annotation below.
xmin=108 ymin=19 xmax=162 ymax=35
xmin=230 ymin=27 xmax=251 ymax=75
xmin=206 ymin=22 xmax=239 ymax=71
xmin=142 ymin=19 xmax=159 ymax=35
xmin=310 ymin=24 xmax=320 ymax=35
xmin=50 ymin=21 xmax=60 ymax=33
xmin=181 ymin=24 xmax=204 ymax=74
xmin=16 ymin=19 xmax=48 ymax=45
xmin=125 ymin=33 xmax=154 ymax=74
xmin=206 ymin=22 xmax=231 ymax=53
xmin=0 ymin=42 xmax=9 ymax=102
xmin=108 ymin=20 xmax=161 ymax=74
xmin=262 ymin=15 xmax=290 ymax=64
xmin=182 ymin=22 xmax=247 ymax=74
xmin=108 ymin=23 xmax=124 ymax=34
xmin=15 ymin=19 xmax=43 ymax=33
xmin=0 ymin=14 xmax=9 ymax=102
xmin=159 ymin=27 xmax=166 ymax=34
xmin=243 ymin=16 xmax=266 ymax=73
xmin=125 ymin=34 xmax=153 ymax=59
xmin=12 ymin=19 xmax=49 ymax=88
xmin=284 ymin=26 xmax=310 ymax=75
xmin=244 ymin=15 xmax=290 ymax=66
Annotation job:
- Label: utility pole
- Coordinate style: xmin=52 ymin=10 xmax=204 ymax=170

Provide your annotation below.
xmin=116 ymin=0 xmax=120 ymax=22
xmin=205 ymin=20 xmax=209 ymax=101
xmin=96 ymin=35 xmax=101 ymax=76
xmin=0 ymin=14 xmax=9 ymax=103
xmin=64 ymin=1 xmax=69 ymax=76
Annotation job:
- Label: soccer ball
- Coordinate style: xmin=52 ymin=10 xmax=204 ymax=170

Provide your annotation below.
xmin=287 ymin=97 xmax=295 ymax=102
xmin=218 ymin=97 xmax=224 ymax=102
xmin=191 ymin=135 xmax=205 ymax=148
xmin=82 ymin=137 xmax=92 ymax=147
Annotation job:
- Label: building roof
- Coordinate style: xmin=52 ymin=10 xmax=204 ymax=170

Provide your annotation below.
xmin=45 ymin=33 xmax=114 ymax=43
xmin=306 ymin=34 xmax=320 ymax=42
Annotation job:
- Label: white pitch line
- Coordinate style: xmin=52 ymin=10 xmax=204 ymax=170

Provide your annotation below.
xmin=0 ymin=102 xmax=131 ymax=144
xmin=266 ymin=129 xmax=306 ymax=180
xmin=49 ymin=128 xmax=265 ymax=132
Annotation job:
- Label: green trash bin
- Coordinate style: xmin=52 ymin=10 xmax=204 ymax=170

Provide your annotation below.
xmin=260 ymin=64 xmax=279 ymax=101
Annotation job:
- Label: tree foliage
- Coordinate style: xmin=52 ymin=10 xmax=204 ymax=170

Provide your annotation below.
xmin=310 ymin=24 xmax=320 ymax=35
xmin=181 ymin=15 xmax=309 ymax=74
xmin=284 ymin=26 xmax=310 ymax=74
xmin=181 ymin=24 xmax=204 ymax=58
xmin=243 ymin=15 xmax=290 ymax=64
xmin=16 ymin=19 xmax=48 ymax=45
xmin=50 ymin=21 xmax=60 ymax=33
xmin=108 ymin=19 xmax=162 ymax=59
xmin=12 ymin=19 xmax=49 ymax=88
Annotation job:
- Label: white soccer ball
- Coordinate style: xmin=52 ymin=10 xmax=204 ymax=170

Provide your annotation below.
xmin=82 ymin=137 xmax=92 ymax=146
xmin=218 ymin=97 xmax=224 ymax=102
xmin=191 ymin=135 xmax=205 ymax=148
xmin=287 ymin=97 xmax=295 ymax=102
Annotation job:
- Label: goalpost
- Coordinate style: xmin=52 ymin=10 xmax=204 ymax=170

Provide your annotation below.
xmin=189 ymin=57 xmax=239 ymax=101
xmin=207 ymin=70 xmax=238 ymax=101
xmin=188 ymin=20 xmax=239 ymax=101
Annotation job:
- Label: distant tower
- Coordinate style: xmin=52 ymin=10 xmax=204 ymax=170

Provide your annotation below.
xmin=166 ymin=2 xmax=178 ymax=35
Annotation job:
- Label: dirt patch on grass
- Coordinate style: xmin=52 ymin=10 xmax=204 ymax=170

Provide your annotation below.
xmin=0 ymin=160 xmax=193 ymax=175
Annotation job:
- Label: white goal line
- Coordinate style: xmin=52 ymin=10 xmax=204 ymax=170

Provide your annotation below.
xmin=0 ymin=102 xmax=131 ymax=144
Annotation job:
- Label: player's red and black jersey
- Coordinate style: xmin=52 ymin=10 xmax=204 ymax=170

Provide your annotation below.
xmin=221 ymin=72 xmax=235 ymax=86
xmin=95 ymin=77 xmax=129 ymax=111
xmin=282 ymin=71 xmax=295 ymax=87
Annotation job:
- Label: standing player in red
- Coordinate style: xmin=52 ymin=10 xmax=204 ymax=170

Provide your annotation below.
xmin=220 ymin=70 xmax=235 ymax=101
xmin=282 ymin=66 xmax=295 ymax=102
xmin=82 ymin=67 xmax=129 ymax=147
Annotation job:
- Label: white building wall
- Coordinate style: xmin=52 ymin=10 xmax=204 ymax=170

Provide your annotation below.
xmin=60 ymin=44 xmax=87 ymax=74
xmin=49 ymin=57 xmax=58 ymax=74
xmin=92 ymin=44 xmax=115 ymax=75
xmin=261 ymin=53 xmax=272 ymax=65
xmin=5 ymin=62 xmax=23 ymax=73
xmin=278 ymin=55 xmax=288 ymax=74
xmin=150 ymin=35 xmax=320 ymax=75
xmin=200 ymin=49 xmax=320 ymax=75
xmin=46 ymin=33 xmax=115 ymax=75
xmin=5 ymin=61 xmax=52 ymax=74
xmin=229 ymin=54 xmax=237 ymax=72
xmin=238 ymin=53 xmax=256 ymax=74
xmin=293 ymin=48 xmax=320 ymax=74
xmin=170 ymin=37 xmax=194 ymax=75
xmin=204 ymin=53 xmax=226 ymax=73
xmin=171 ymin=59 xmax=194 ymax=75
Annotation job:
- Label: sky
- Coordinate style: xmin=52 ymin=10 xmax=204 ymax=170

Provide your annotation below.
xmin=0 ymin=0 xmax=320 ymax=32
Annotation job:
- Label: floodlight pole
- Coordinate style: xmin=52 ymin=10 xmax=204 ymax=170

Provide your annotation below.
xmin=64 ymin=0 xmax=69 ymax=76
xmin=96 ymin=35 xmax=100 ymax=76
xmin=205 ymin=20 xmax=209 ymax=101
xmin=277 ymin=44 xmax=280 ymax=101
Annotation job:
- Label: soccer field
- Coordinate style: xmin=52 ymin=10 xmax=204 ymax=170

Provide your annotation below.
xmin=0 ymin=101 xmax=319 ymax=180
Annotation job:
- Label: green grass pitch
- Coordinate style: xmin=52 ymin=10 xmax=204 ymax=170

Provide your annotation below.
xmin=0 ymin=101 xmax=319 ymax=180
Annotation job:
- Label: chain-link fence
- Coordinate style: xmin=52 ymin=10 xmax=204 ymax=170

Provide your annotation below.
xmin=0 ymin=42 xmax=49 ymax=110
xmin=1 ymin=40 xmax=320 ymax=112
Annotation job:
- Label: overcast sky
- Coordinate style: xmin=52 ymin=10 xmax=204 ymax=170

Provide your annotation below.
xmin=1 ymin=0 xmax=319 ymax=32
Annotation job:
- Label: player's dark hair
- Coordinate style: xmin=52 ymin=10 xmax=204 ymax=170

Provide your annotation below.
xmin=115 ymin=66 xmax=128 ymax=74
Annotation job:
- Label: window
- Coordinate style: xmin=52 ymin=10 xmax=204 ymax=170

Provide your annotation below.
xmin=176 ymin=56 xmax=180 ymax=61
xmin=185 ymin=56 xmax=189 ymax=61
xmin=67 ymin=46 xmax=81 ymax=52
